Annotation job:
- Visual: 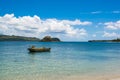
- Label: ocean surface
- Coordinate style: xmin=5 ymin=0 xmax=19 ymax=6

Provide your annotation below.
xmin=0 ymin=41 xmax=120 ymax=80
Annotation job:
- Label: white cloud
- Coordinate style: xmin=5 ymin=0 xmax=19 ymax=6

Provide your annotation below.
xmin=92 ymin=34 xmax=96 ymax=37
xmin=112 ymin=11 xmax=120 ymax=14
xmin=0 ymin=14 xmax=92 ymax=40
xmin=91 ymin=11 xmax=102 ymax=14
xmin=104 ymin=20 xmax=120 ymax=30
xmin=102 ymin=31 xmax=120 ymax=38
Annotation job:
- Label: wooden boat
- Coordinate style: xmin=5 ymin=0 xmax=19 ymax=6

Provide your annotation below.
xmin=28 ymin=46 xmax=51 ymax=52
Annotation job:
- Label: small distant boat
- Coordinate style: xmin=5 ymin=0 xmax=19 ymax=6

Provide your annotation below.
xmin=28 ymin=46 xmax=51 ymax=52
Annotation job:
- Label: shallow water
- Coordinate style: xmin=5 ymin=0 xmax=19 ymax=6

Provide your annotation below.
xmin=0 ymin=42 xmax=120 ymax=80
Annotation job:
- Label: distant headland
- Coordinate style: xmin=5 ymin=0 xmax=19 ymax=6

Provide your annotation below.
xmin=0 ymin=35 xmax=61 ymax=42
xmin=41 ymin=36 xmax=61 ymax=42
xmin=88 ymin=38 xmax=120 ymax=42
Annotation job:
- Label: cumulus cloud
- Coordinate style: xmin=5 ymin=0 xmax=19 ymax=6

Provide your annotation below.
xmin=104 ymin=20 xmax=120 ymax=30
xmin=102 ymin=31 xmax=120 ymax=38
xmin=0 ymin=14 xmax=92 ymax=40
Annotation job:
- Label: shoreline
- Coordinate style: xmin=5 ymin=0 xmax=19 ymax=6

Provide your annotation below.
xmin=1 ymin=73 xmax=120 ymax=80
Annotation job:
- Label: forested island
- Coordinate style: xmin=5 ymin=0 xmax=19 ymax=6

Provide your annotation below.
xmin=0 ymin=35 xmax=61 ymax=42
xmin=41 ymin=36 xmax=61 ymax=42
xmin=88 ymin=38 xmax=120 ymax=42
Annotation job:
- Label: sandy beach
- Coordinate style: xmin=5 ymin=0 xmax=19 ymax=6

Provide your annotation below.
xmin=1 ymin=73 xmax=120 ymax=80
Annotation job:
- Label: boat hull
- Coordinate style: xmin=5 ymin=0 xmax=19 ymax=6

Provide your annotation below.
xmin=28 ymin=48 xmax=51 ymax=52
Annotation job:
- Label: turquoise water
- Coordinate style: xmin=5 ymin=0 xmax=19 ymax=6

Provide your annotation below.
xmin=0 ymin=42 xmax=120 ymax=80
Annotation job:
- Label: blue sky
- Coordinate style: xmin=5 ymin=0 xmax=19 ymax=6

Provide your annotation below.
xmin=0 ymin=0 xmax=120 ymax=41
